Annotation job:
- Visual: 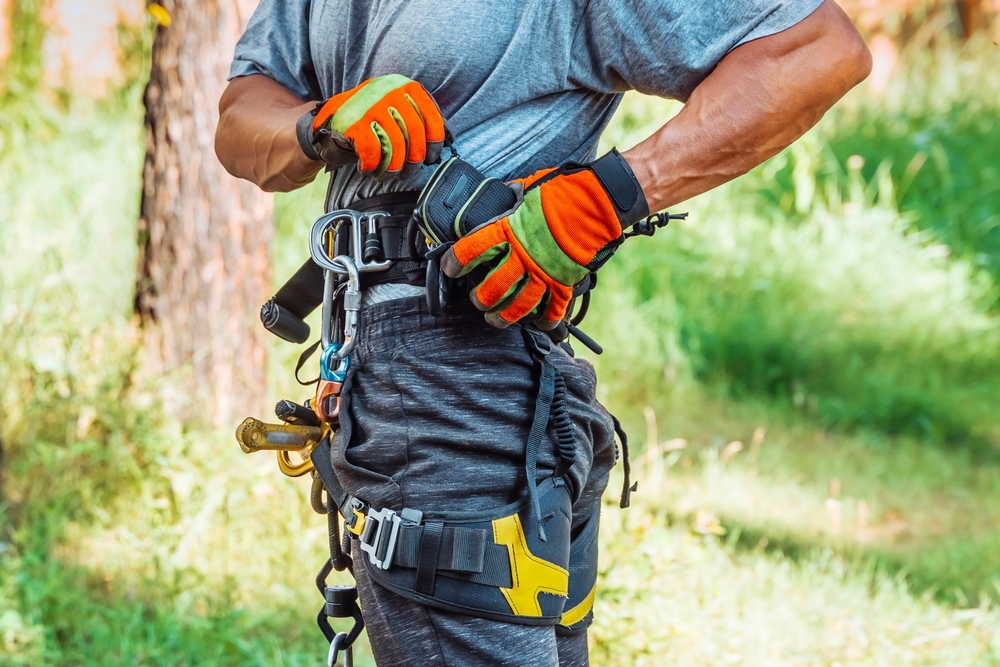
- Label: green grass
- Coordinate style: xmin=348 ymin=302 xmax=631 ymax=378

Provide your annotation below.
xmin=3 ymin=36 xmax=1000 ymax=666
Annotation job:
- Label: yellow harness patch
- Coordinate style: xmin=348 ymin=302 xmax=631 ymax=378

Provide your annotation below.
xmin=492 ymin=514 xmax=569 ymax=617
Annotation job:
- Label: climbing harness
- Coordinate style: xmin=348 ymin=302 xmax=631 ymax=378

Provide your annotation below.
xmin=236 ymin=149 xmax=685 ymax=663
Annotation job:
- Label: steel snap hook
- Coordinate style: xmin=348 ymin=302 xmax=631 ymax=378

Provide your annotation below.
xmin=327 ymin=631 xmax=353 ymax=667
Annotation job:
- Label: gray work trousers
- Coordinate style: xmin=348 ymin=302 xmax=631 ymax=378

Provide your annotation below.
xmin=329 ymin=296 xmax=619 ymax=666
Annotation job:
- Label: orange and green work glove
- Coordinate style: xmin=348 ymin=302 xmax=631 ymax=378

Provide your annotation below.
xmin=297 ymin=74 xmax=448 ymax=181
xmin=439 ymin=149 xmax=650 ymax=329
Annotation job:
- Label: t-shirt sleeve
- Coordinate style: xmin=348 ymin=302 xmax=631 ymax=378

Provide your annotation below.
xmin=570 ymin=0 xmax=824 ymax=101
xmin=228 ymin=0 xmax=322 ymax=101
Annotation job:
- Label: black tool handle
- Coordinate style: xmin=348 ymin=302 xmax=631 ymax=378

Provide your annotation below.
xmin=261 ymin=298 xmax=311 ymax=344
xmin=275 ymin=399 xmax=321 ymax=427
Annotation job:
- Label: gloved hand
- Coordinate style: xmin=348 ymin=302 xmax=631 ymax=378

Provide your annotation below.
xmin=297 ymin=74 xmax=448 ymax=181
xmin=439 ymin=149 xmax=649 ymax=329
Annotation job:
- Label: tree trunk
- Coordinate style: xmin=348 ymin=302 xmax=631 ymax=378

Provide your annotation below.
xmin=137 ymin=0 xmax=272 ymax=427
xmin=956 ymin=0 xmax=987 ymax=36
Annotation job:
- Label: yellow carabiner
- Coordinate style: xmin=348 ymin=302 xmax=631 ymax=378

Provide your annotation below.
xmin=276 ymin=449 xmax=316 ymax=477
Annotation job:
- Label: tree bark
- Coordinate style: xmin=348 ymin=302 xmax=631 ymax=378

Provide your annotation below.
xmin=956 ymin=0 xmax=987 ymax=36
xmin=137 ymin=0 xmax=272 ymax=427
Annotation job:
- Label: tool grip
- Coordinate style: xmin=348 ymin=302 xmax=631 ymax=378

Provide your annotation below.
xmin=235 ymin=417 xmax=322 ymax=453
xmin=261 ymin=298 xmax=311 ymax=344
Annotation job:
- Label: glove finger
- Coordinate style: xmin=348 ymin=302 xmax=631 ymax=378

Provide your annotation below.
xmin=540 ymin=282 xmax=574 ymax=327
xmin=495 ymin=275 xmax=547 ymax=325
xmin=442 ymin=222 xmax=510 ymax=278
xmin=398 ymin=159 xmax=423 ymax=181
xmin=404 ymin=93 xmax=443 ymax=165
xmin=312 ymin=129 xmax=356 ymax=168
xmin=529 ymin=292 xmax=560 ymax=331
xmin=401 ymin=83 xmax=446 ymax=142
xmin=473 ymin=251 xmax=526 ymax=311
xmin=344 ymin=122 xmax=384 ymax=175
xmin=390 ymin=94 xmax=427 ymax=164
xmin=473 ymin=275 xmax=528 ymax=317
xmin=373 ymin=108 xmax=408 ymax=178
xmin=484 ymin=276 xmax=533 ymax=329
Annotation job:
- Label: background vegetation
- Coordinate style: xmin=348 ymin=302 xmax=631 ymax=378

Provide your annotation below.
xmin=2 ymin=11 xmax=999 ymax=667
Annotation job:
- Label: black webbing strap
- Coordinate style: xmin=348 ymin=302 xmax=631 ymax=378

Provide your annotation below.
xmin=310 ymin=437 xmax=354 ymax=520
xmin=394 ymin=525 xmax=484 ymax=571
xmin=415 ymin=522 xmax=444 ymax=595
xmin=266 ymin=192 xmax=423 ymax=335
xmin=523 ymin=329 xmax=557 ymax=542
xmin=393 ymin=524 xmax=513 ymax=588
xmin=294 ymin=339 xmax=322 ymax=386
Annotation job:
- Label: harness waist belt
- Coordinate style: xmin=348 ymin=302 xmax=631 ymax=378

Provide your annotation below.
xmin=261 ymin=192 xmax=423 ymax=342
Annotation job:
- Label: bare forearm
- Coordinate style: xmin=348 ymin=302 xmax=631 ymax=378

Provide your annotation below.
xmin=215 ymin=74 xmax=324 ymax=192
xmin=625 ymin=0 xmax=872 ymax=213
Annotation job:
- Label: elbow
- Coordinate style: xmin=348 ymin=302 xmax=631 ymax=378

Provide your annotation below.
xmin=215 ymin=90 xmax=242 ymax=179
xmin=214 ymin=122 xmax=238 ymax=179
xmin=823 ymin=5 xmax=873 ymax=93
xmin=839 ymin=28 xmax=873 ymax=89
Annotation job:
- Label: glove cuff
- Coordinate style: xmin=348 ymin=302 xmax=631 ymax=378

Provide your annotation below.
xmin=588 ymin=148 xmax=650 ymax=229
xmin=296 ymin=105 xmax=322 ymax=162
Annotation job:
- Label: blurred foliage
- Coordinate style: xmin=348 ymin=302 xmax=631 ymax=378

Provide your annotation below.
xmin=2 ymin=0 xmax=47 ymax=96
xmin=746 ymin=34 xmax=1000 ymax=287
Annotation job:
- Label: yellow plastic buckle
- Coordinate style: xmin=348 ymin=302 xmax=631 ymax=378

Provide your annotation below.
xmin=346 ymin=499 xmax=368 ymax=536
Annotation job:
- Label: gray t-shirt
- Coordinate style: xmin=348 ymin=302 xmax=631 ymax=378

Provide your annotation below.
xmin=230 ymin=0 xmax=822 ymax=209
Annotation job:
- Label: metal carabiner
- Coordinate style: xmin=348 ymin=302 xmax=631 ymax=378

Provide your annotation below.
xmin=327 ymin=631 xmax=354 ymax=667
xmin=309 ymin=209 xmax=393 ymax=274
xmin=315 ymin=254 xmax=361 ymax=357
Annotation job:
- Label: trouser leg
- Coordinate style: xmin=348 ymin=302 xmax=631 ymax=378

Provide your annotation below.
xmin=354 ymin=546 xmax=560 ymax=666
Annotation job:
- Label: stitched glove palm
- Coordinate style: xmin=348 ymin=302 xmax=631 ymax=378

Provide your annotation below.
xmin=439 ymin=149 xmax=649 ymax=329
xmin=297 ymin=74 xmax=448 ymax=181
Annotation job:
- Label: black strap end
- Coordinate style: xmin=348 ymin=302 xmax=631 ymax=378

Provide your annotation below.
xmin=296 ymin=108 xmax=322 ymax=162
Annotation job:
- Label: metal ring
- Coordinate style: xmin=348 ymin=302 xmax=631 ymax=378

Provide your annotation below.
xmin=327 ymin=631 xmax=349 ymax=667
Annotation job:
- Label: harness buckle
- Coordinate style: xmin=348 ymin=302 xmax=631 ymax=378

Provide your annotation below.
xmin=345 ymin=498 xmax=368 ymax=536
xmin=358 ymin=507 xmax=403 ymax=570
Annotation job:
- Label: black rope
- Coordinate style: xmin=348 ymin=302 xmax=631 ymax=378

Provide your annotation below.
xmin=523 ymin=329 xmax=558 ymax=542
xmin=551 ymin=370 xmax=576 ymax=469
xmin=612 ymin=414 xmax=637 ymax=509
xmin=624 ymin=211 xmax=688 ymax=239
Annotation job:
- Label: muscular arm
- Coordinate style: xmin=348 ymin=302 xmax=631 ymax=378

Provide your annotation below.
xmin=216 ymin=74 xmax=323 ymax=193
xmin=625 ymin=0 xmax=872 ymax=213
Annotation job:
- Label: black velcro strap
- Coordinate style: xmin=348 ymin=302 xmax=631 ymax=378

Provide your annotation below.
xmin=296 ymin=108 xmax=321 ymax=162
xmin=395 ymin=525 xmax=486 ymax=572
xmin=446 ymin=524 xmax=487 ymax=572
xmin=375 ymin=217 xmax=415 ymax=262
xmin=588 ymin=148 xmax=650 ymax=226
xmin=392 ymin=524 xmax=513 ymax=587
xmin=438 ymin=544 xmax=512 ymax=588
xmin=415 ymin=522 xmax=444 ymax=595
